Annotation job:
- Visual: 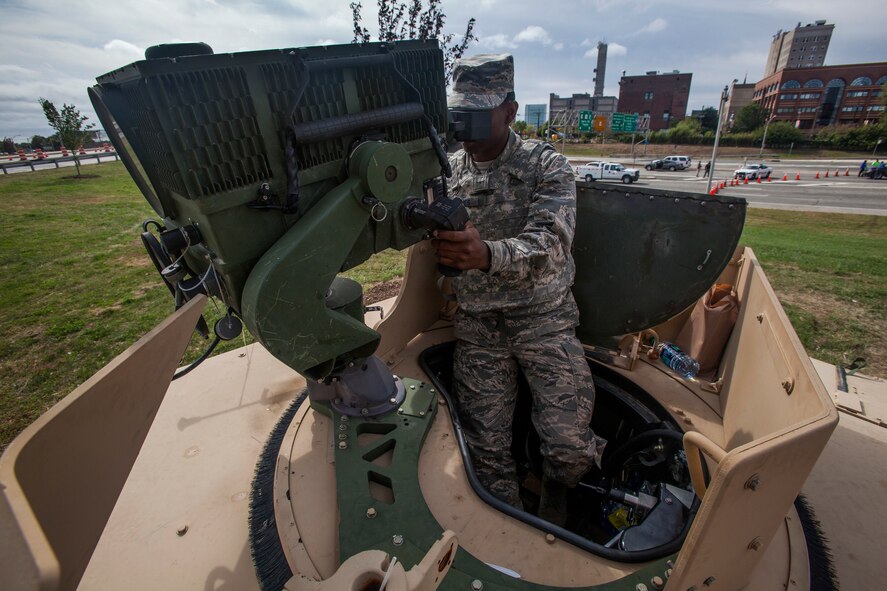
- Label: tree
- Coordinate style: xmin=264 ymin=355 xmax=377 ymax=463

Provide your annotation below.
xmin=30 ymin=135 xmax=49 ymax=150
xmin=756 ymin=121 xmax=802 ymax=146
xmin=511 ymin=120 xmax=528 ymax=134
xmin=668 ymin=118 xmax=702 ymax=144
xmin=2 ymin=137 xmax=14 ymax=154
xmin=695 ymin=107 xmax=719 ymax=132
xmin=732 ymin=104 xmax=769 ymax=133
xmin=38 ymin=98 xmax=94 ymax=177
xmin=350 ymin=0 xmax=476 ymax=82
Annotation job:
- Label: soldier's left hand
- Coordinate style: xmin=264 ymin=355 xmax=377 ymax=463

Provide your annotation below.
xmin=433 ymin=222 xmax=491 ymax=272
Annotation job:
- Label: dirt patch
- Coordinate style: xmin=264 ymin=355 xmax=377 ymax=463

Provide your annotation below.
xmin=119 ymin=252 xmax=151 ymax=268
xmin=778 ymin=288 xmax=885 ymax=378
xmin=62 ymin=174 xmax=100 ymax=180
xmin=364 ymin=279 xmax=402 ymax=304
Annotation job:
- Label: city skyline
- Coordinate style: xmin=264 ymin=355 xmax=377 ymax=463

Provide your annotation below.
xmin=1 ymin=0 xmax=885 ymax=138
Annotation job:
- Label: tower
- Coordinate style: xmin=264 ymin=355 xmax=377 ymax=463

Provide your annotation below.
xmin=594 ymin=42 xmax=607 ymax=97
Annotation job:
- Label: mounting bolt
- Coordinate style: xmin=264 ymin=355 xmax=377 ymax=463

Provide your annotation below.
xmin=366 ymin=507 xmax=377 ymax=519
xmin=398 ymin=408 xmax=405 ymax=414
xmin=651 ymin=576 xmax=665 ymax=589
xmin=410 ymin=384 xmax=416 ymax=390
xmin=666 ymin=560 xmax=674 ymax=569
xmin=665 ymin=568 xmax=672 ymax=579
xmin=338 ymin=441 xmax=347 ymax=450
xmin=704 ymin=576 xmax=716 ymax=586
xmin=470 ymin=580 xmax=484 ymax=591
xmin=635 ymin=584 xmax=648 ymax=591
xmin=419 ymin=411 xmax=426 ymax=417
xmin=545 ymin=533 xmax=556 ymax=544
xmin=748 ymin=537 xmax=762 ymax=551
xmin=340 ymin=415 xmax=349 ymax=422
xmin=430 ymin=388 xmax=435 ymax=393
xmin=339 ymin=424 xmax=347 ymax=431
xmin=745 ymin=475 xmax=761 ymax=491
xmin=338 ymin=433 xmax=347 ymax=441
xmin=392 ymin=534 xmax=404 ymax=546
xmin=361 ymin=408 xmax=369 ymax=416
xmin=389 ymin=397 xmax=397 ymax=404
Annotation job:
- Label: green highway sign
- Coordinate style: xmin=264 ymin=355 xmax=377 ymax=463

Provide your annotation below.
xmin=578 ymin=110 xmax=593 ymax=132
xmin=610 ymin=112 xmax=639 ymax=132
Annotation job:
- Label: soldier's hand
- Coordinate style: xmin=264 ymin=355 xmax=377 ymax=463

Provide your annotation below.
xmin=433 ymin=222 xmax=491 ymax=272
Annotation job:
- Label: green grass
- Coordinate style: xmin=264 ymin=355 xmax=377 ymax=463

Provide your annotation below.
xmin=740 ymin=210 xmax=886 ymax=376
xmin=1 ymin=163 xmax=884 ymax=449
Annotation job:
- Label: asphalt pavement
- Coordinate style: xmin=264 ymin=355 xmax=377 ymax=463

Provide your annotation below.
xmin=573 ymin=157 xmax=887 ymax=216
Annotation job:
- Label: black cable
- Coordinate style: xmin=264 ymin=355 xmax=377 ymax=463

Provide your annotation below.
xmin=172 ymin=335 xmax=221 ymax=381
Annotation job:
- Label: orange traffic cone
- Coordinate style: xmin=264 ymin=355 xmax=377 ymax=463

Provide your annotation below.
xmin=710 ymin=187 xmax=718 ymax=195
xmin=756 ymin=176 xmax=762 ymax=183
xmin=815 ymin=172 xmax=820 ymax=179
xmin=743 ymin=177 xmax=749 ymax=184
xmin=782 ymin=174 xmax=788 ymax=181
xmin=845 ymin=168 xmax=850 ymax=176
xmin=825 ymin=171 xmax=829 ymax=178
xmin=767 ymin=175 xmax=772 ymax=182
xmin=796 ymin=172 xmax=801 ymax=180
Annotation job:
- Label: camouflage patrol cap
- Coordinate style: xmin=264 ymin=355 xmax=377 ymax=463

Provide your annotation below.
xmin=447 ymin=54 xmax=514 ymax=110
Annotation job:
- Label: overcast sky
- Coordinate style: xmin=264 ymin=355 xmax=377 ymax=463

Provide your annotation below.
xmin=1 ymin=0 xmax=885 ymax=139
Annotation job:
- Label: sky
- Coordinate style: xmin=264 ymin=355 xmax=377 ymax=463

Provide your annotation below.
xmin=1 ymin=0 xmax=886 ymax=139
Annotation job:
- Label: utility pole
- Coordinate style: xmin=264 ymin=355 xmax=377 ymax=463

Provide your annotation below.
xmin=874 ymin=138 xmax=883 ymax=157
xmin=707 ymin=85 xmax=729 ymax=195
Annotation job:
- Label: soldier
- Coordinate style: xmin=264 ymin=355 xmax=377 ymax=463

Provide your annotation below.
xmin=433 ymin=54 xmax=606 ymax=524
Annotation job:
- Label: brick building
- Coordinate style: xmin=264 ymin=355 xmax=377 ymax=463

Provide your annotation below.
xmin=753 ymin=63 xmax=887 ymax=129
xmin=617 ymin=71 xmax=692 ymax=131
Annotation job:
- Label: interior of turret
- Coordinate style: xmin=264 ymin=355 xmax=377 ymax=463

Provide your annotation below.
xmin=419 ymin=341 xmax=700 ymax=562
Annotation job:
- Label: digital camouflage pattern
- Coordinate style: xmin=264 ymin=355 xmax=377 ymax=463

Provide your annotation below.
xmin=448 ymin=130 xmax=606 ymax=503
xmin=447 ymin=53 xmax=514 ymax=110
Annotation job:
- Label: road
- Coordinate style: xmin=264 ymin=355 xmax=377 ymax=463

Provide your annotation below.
xmin=573 ymin=157 xmax=887 ymax=216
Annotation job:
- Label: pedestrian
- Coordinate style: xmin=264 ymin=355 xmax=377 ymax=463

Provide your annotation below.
xmin=436 ymin=53 xmax=606 ymax=524
xmin=703 ymin=161 xmax=711 ymax=178
xmin=859 ymin=160 xmax=867 ymax=177
xmin=696 ymin=161 xmax=701 ymax=177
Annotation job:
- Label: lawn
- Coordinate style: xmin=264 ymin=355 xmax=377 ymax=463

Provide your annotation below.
xmin=1 ymin=162 xmax=884 ymax=449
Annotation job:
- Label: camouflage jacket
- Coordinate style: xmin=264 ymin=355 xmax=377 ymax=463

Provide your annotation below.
xmin=447 ymin=131 xmax=580 ymax=342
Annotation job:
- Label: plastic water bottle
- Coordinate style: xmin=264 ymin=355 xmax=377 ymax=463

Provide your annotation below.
xmin=658 ymin=342 xmax=700 ymax=379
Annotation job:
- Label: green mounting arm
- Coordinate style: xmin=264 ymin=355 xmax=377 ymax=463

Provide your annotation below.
xmin=241 ymin=141 xmax=415 ymax=380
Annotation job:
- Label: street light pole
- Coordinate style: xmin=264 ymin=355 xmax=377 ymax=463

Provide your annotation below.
xmin=707 ymin=85 xmax=729 ymax=195
xmin=759 ymin=113 xmax=775 ymax=159
xmin=874 ymin=138 xmax=883 ymax=157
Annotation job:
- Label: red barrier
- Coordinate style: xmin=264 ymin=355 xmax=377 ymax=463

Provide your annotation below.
xmin=796 ymin=172 xmax=801 ymax=180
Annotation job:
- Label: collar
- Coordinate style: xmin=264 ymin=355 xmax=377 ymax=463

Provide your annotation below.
xmin=467 ymin=130 xmax=520 ymax=173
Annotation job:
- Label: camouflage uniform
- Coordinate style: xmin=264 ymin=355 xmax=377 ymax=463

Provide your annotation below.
xmin=446 ymin=55 xmax=605 ymax=507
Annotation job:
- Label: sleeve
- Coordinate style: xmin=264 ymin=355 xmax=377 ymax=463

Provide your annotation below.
xmin=484 ymin=150 xmax=577 ymax=277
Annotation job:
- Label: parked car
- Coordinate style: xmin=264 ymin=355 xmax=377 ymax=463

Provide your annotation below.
xmin=646 ymin=159 xmax=682 ymax=171
xmin=734 ymin=164 xmax=772 ymax=180
xmin=663 ymin=155 xmax=691 ymax=169
xmin=576 ymin=162 xmax=640 ymax=183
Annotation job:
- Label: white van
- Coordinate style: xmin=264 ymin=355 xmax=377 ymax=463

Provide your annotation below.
xmin=663 ymin=155 xmax=691 ymax=169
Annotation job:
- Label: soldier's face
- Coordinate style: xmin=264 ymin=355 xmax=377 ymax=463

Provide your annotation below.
xmin=463 ymin=100 xmax=518 ymax=162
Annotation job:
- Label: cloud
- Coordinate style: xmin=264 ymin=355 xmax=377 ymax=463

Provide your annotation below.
xmin=103 ymin=39 xmax=144 ymax=56
xmin=479 ymin=33 xmax=517 ymax=50
xmin=316 ymin=39 xmax=336 ymax=46
xmin=584 ymin=42 xmax=627 ymax=58
xmin=635 ymin=17 xmax=668 ymax=35
xmin=553 ymin=43 xmax=564 ymax=51
xmin=513 ymin=26 xmax=552 ymax=45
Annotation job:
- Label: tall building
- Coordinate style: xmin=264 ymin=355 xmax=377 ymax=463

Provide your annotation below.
xmin=594 ymin=42 xmax=607 ymax=97
xmin=725 ymin=81 xmax=756 ymax=128
xmin=765 ymin=20 xmax=834 ymax=76
xmin=524 ymin=104 xmax=547 ymax=128
xmin=753 ymin=62 xmax=887 ymax=129
xmin=617 ymin=71 xmax=692 ymax=131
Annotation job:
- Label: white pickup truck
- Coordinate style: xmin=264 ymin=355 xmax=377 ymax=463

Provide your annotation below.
xmin=575 ymin=162 xmax=640 ymax=184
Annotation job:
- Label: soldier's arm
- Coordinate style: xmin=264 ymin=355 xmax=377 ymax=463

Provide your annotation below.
xmin=484 ymin=151 xmax=576 ymax=276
